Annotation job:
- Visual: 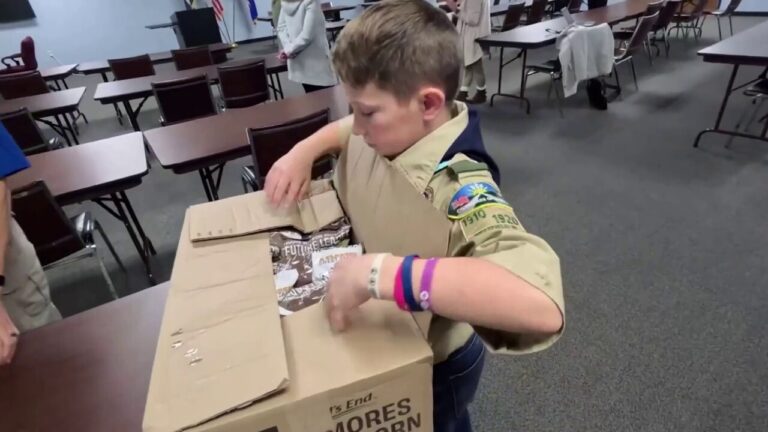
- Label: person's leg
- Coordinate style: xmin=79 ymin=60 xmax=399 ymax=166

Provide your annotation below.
xmin=467 ymin=60 xmax=487 ymax=105
xmin=3 ymin=219 xmax=61 ymax=332
xmin=302 ymin=83 xmax=332 ymax=93
xmin=458 ymin=64 xmax=474 ymax=102
xmin=432 ymin=333 xmax=486 ymax=432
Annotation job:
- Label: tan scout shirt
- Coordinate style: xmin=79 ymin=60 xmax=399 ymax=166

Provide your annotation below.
xmin=337 ymin=103 xmax=565 ymax=363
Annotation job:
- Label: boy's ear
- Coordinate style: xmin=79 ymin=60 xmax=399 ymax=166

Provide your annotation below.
xmin=418 ymin=86 xmax=447 ymax=121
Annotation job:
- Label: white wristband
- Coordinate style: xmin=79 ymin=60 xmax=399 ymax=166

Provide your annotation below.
xmin=367 ymin=253 xmax=389 ymax=299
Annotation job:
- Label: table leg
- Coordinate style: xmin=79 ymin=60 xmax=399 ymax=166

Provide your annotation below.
xmin=118 ymin=191 xmax=157 ymax=256
xmin=198 ymin=165 xmax=225 ymax=201
xmin=489 ymin=47 xmax=530 ymax=113
xmin=693 ymin=64 xmax=768 ymax=148
xmin=94 ymin=193 xmax=156 ymax=284
xmin=198 ymin=169 xmax=215 ymax=201
xmin=122 ymin=100 xmax=141 ymax=131
xmin=101 ymin=71 xmax=124 ymax=126
xmin=61 ymin=113 xmax=80 ymax=144
xmin=490 ymin=47 xmax=504 ymax=107
xmin=51 ymin=115 xmax=73 ymax=146
xmin=61 ymin=78 xmax=69 ymax=89
xmin=276 ymin=73 xmax=284 ymax=99
xmin=268 ymin=74 xmax=278 ymax=100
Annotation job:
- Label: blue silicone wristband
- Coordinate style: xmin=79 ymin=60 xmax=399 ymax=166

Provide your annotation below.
xmin=401 ymin=255 xmax=422 ymax=312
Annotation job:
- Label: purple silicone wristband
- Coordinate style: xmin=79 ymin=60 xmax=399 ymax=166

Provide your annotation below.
xmin=418 ymin=258 xmax=438 ymax=311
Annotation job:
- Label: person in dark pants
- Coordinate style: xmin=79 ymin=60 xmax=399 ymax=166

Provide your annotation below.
xmin=302 ymin=83 xmax=333 ymax=93
xmin=263 ymin=2 xmax=566 ymax=431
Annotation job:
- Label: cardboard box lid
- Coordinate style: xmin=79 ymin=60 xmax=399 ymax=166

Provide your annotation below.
xmin=145 ymin=185 xmax=433 ymax=432
xmin=189 ymin=183 xmax=343 ymax=242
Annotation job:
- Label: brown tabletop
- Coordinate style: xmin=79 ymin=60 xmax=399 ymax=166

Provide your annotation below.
xmin=93 ymin=57 xmax=286 ymax=105
xmin=145 ymin=85 xmax=349 ymax=173
xmin=479 ymin=0 xmax=651 ymax=49
xmin=39 ymin=63 xmax=78 ymax=81
xmin=8 ymin=132 xmax=149 ymax=205
xmin=0 ymin=87 xmax=85 ymax=118
xmin=698 ymin=20 xmax=768 ymax=67
xmin=439 ymin=0 xmax=555 ymax=16
xmin=76 ymin=42 xmax=233 ymax=76
xmin=0 ymin=282 xmax=168 ymax=432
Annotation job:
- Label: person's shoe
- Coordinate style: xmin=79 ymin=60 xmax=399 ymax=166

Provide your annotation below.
xmin=456 ymin=90 xmax=469 ymax=102
xmin=466 ymin=89 xmax=487 ymax=105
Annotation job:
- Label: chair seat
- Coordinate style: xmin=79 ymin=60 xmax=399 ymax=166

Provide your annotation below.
xmin=671 ymin=14 xmax=695 ymax=23
xmin=614 ymin=46 xmax=630 ymax=60
xmin=745 ymin=79 xmax=768 ymax=97
xmin=0 ymin=65 xmax=30 ymax=75
xmin=241 ymin=165 xmax=263 ymax=191
xmin=70 ymin=212 xmax=94 ymax=246
xmin=613 ymin=29 xmax=634 ymax=40
xmin=527 ymin=59 xmax=560 ymax=73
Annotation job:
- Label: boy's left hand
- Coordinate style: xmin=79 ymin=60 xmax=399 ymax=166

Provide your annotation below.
xmin=324 ymin=255 xmax=375 ymax=332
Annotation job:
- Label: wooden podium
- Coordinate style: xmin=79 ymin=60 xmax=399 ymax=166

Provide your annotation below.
xmin=170 ymin=8 xmax=222 ymax=48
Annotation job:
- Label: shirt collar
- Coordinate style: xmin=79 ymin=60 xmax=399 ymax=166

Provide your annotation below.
xmin=391 ymin=102 xmax=469 ymax=193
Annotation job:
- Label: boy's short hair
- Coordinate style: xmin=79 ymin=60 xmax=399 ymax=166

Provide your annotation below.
xmin=332 ymin=0 xmax=461 ymax=103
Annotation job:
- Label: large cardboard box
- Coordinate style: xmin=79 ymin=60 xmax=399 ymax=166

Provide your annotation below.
xmin=143 ymin=183 xmax=434 ymax=432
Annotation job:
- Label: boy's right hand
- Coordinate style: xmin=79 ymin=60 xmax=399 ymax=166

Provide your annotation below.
xmin=264 ymin=150 xmax=314 ymax=207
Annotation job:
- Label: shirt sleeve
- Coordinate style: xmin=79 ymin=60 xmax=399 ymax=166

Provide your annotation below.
xmin=337 ymin=114 xmax=353 ymax=145
xmin=443 ymin=169 xmax=565 ymax=355
xmin=0 ymin=122 xmax=30 ymax=180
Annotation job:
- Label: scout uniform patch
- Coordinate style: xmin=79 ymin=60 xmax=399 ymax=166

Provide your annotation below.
xmin=448 ymin=182 xmax=510 ymax=220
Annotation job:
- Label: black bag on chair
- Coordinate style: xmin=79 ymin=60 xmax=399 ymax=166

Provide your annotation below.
xmin=587 ymin=79 xmax=608 ymax=110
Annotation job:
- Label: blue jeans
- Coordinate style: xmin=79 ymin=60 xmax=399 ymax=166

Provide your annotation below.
xmin=433 ymin=333 xmax=486 ymax=432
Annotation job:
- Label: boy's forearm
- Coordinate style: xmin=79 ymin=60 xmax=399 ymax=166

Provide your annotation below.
xmin=294 ymin=118 xmax=348 ymax=161
xmin=376 ymin=255 xmax=563 ymax=335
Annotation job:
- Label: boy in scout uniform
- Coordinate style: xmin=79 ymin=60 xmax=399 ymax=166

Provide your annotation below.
xmin=0 ymin=122 xmax=61 ymax=365
xmin=265 ymin=1 xmax=565 ymax=430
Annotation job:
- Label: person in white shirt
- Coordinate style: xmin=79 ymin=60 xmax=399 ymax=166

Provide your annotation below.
xmin=277 ymin=0 xmax=338 ymax=93
xmin=445 ymin=0 xmax=491 ymax=104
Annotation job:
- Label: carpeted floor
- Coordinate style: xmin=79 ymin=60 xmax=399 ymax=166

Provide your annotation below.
xmin=36 ymin=16 xmax=768 ymax=432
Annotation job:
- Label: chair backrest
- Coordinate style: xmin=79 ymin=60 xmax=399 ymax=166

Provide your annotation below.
xmin=11 ymin=181 xmax=85 ymax=267
xmin=108 ymin=54 xmax=155 ymax=80
xmin=645 ymin=0 xmax=665 ymax=16
xmin=217 ymin=59 xmax=270 ymax=109
xmin=20 ymin=36 xmax=37 ymax=71
xmin=501 ymin=3 xmax=526 ymax=31
xmin=655 ymin=0 xmax=682 ymax=30
xmin=0 ymin=70 xmax=49 ymax=99
xmin=568 ymin=0 xmax=582 ymax=13
xmin=528 ymin=0 xmax=548 ymax=24
xmin=587 ymin=0 xmax=608 ymax=9
xmin=627 ymin=11 xmax=660 ymax=55
xmin=171 ymin=46 xmax=213 ymax=71
xmin=0 ymin=108 xmax=48 ymax=155
xmin=724 ymin=0 xmax=742 ymax=14
xmin=152 ymin=74 xmax=217 ymax=125
xmin=247 ymin=109 xmax=330 ymax=180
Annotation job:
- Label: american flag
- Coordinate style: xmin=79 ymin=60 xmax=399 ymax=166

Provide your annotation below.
xmin=211 ymin=0 xmax=224 ymax=20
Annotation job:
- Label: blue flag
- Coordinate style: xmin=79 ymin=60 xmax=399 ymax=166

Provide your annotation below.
xmin=247 ymin=0 xmax=259 ymax=22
